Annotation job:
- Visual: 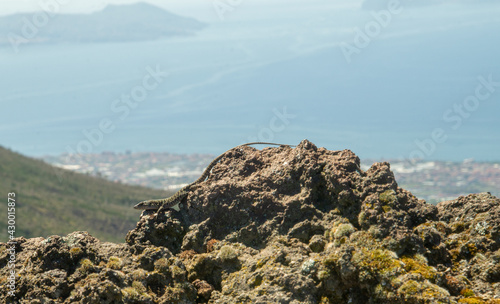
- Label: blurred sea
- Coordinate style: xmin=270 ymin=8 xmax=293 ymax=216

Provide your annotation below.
xmin=1 ymin=4 xmax=499 ymax=161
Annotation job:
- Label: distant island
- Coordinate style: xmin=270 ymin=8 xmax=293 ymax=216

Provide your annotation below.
xmin=0 ymin=2 xmax=206 ymax=48
xmin=361 ymin=0 xmax=494 ymax=10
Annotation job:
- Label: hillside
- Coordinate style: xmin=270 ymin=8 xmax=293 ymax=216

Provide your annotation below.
xmin=0 ymin=146 xmax=172 ymax=243
xmin=0 ymin=2 xmax=206 ymax=47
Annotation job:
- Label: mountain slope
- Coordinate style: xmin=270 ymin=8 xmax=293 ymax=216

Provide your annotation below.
xmin=0 ymin=146 xmax=172 ymax=243
xmin=0 ymin=2 xmax=206 ymax=46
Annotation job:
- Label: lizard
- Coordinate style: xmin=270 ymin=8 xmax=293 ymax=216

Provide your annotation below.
xmin=133 ymin=142 xmax=294 ymax=212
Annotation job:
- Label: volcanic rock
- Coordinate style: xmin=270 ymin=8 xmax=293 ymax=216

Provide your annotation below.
xmin=2 ymin=140 xmax=499 ymax=303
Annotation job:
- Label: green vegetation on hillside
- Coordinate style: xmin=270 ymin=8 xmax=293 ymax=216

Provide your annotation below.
xmin=0 ymin=146 xmax=172 ymax=243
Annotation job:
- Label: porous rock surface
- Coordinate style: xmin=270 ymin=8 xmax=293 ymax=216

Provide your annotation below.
xmin=1 ymin=140 xmax=499 ymax=303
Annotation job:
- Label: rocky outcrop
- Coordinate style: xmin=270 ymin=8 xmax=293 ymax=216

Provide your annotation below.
xmin=1 ymin=140 xmax=499 ymax=303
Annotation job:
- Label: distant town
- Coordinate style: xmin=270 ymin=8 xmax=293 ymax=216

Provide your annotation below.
xmin=42 ymin=152 xmax=500 ymax=205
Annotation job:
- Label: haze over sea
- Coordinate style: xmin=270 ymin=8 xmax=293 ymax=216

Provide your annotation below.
xmin=1 ymin=1 xmax=499 ymax=161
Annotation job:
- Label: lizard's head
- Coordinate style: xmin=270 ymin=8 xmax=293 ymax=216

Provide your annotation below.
xmin=133 ymin=200 xmax=157 ymax=210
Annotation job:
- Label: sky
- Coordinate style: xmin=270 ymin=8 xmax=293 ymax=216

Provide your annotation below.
xmin=0 ymin=0 xmax=361 ymax=21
